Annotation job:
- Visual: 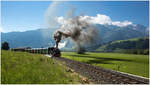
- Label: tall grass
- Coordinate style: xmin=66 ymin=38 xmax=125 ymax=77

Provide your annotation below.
xmin=1 ymin=50 xmax=80 ymax=84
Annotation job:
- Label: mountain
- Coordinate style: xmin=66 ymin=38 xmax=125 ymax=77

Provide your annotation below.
xmin=1 ymin=29 xmax=55 ymax=48
xmin=1 ymin=24 xmax=149 ymax=49
xmin=96 ymin=24 xmax=148 ymax=43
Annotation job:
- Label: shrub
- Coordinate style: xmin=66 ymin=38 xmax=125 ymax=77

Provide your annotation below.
xmin=1 ymin=42 xmax=10 ymax=50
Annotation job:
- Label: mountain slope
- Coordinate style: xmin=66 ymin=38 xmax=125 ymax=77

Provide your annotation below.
xmin=1 ymin=29 xmax=55 ymax=48
xmin=96 ymin=24 xmax=148 ymax=43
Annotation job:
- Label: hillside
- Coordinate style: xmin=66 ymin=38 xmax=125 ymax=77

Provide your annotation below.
xmin=1 ymin=50 xmax=82 ymax=84
xmin=96 ymin=24 xmax=148 ymax=43
xmin=96 ymin=37 xmax=149 ymax=54
xmin=1 ymin=24 xmax=148 ymax=49
xmin=1 ymin=29 xmax=55 ymax=48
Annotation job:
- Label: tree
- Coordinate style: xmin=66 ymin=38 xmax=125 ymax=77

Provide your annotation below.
xmin=2 ymin=42 xmax=10 ymax=50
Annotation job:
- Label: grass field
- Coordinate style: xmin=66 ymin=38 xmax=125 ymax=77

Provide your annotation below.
xmin=62 ymin=52 xmax=149 ymax=78
xmin=1 ymin=50 xmax=82 ymax=84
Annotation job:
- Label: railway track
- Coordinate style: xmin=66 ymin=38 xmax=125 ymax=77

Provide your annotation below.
xmin=53 ymin=57 xmax=149 ymax=84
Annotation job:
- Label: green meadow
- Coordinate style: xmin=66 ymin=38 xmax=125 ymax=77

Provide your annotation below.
xmin=1 ymin=50 xmax=149 ymax=84
xmin=62 ymin=52 xmax=149 ymax=78
xmin=1 ymin=50 xmax=81 ymax=84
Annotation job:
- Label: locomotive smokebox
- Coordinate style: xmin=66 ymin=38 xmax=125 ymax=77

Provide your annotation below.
xmin=48 ymin=47 xmax=61 ymax=57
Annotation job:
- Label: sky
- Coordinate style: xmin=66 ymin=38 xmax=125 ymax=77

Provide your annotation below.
xmin=1 ymin=1 xmax=149 ymax=33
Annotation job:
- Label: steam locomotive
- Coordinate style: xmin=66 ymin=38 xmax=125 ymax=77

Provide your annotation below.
xmin=48 ymin=47 xmax=61 ymax=57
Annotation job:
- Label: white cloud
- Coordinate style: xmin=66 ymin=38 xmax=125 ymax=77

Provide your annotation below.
xmin=112 ymin=21 xmax=133 ymax=27
xmin=56 ymin=14 xmax=133 ymax=27
xmin=0 ymin=26 xmax=3 ymax=32
xmin=80 ymin=14 xmax=112 ymax=25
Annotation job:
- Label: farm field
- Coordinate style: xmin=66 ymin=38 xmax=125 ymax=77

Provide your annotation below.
xmin=1 ymin=50 xmax=82 ymax=84
xmin=62 ymin=52 xmax=149 ymax=78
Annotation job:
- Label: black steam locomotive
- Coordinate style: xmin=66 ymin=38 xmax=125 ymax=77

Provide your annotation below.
xmin=48 ymin=47 xmax=61 ymax=57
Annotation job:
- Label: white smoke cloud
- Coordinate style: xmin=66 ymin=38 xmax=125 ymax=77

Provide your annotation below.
xmin=45 ymin=1 xmax=63 ymax=29
xmin=55 ymin=41 xmax=67 ymax=49
xmin=54 ymin=14 xmax=99 ymax=53
xmin=56 ymin=14 xmax=133 ymax=27
xmin=56 ymin=16 xmax=67 ymax=25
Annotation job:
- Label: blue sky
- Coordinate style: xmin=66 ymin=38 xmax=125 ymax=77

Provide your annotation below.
xmin=1 ymin=1 xmax=149 ymax=33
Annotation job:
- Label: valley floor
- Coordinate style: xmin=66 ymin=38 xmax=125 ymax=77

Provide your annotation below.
xmin=62 ymin=52 xmax=149 ymax=78
xmin=1 ymin=50 xmax=149 ymax=84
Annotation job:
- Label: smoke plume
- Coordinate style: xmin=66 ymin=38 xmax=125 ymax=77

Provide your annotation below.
xmin=54 ymin=10 xmax=99 ymax=53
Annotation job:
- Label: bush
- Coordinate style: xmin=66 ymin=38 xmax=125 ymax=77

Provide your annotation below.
xmin=143 ymin=49 xmax=149 ymax=55
xmin=1 ymin=42 xmax=10 ymax=50
xmin=113 ymin=49 xmax=149 ymax=55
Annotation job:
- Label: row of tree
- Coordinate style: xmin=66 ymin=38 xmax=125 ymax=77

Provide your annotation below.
xmin=105 ymin=38 xmax=149 ymax=50
xmin=99 ymin=37 xmax=149 ymax=55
